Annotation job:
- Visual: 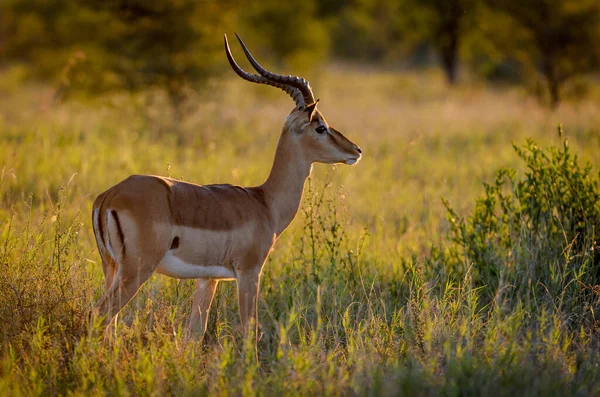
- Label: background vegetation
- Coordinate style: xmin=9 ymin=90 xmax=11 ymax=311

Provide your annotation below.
xmin=2 ymin=0 xmax=599 ymax=108
xmin=1 ymin=0 xmax=600 ymax=395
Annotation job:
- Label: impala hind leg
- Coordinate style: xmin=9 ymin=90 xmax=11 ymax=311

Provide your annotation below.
xmin=188 ymin=278 xmax=219 ymax=339
xmin=101 ymin=258 xmax=118 ymax=291
xmin=94 ymin=266 xmax=156 ymax=329
xmin=93 ymin=242 xmax=165 ymax=331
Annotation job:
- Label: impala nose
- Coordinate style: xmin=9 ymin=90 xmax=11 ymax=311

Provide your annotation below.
xmin=355 ymin=145 xmax=362 ymax=154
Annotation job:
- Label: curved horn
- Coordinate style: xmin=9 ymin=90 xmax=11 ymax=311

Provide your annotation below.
xmin=224 ymin=35 xmax=306 ymax=109
xmin=234 ymin=33 xmax=316 ymax=105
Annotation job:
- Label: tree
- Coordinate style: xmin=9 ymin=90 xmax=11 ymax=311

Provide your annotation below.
xmin=414 ymin=0 xmax=475 ymax=84
xmin=330 ymin=0 xmax=475 ymax=84
xmin=240 ymin=0 xmax=330 ymax=72
xmin=487 ymin=0 xmax=600 ymax=107
xmin=0 ymin=0 xmax=108 ymax=83
xmin=331 ymin=0 xmax=416 ymax=63
xmin=85 ymin=0 xmax=235 ymax=118
xmin=0 ymin=0 xmax=234 ymax=118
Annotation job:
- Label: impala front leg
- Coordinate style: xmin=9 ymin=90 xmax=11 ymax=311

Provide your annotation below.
xmin=236 ymin=269 xmax=261 ymax=347
xmin=188 ymin=278 xmax=219 ymax=339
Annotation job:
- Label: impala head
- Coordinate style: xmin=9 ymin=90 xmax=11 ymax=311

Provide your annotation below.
xmin=224 ymin=33 xmax=362 ymax=166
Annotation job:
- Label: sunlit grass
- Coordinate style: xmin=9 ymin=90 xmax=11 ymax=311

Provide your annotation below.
xmin=1 ymin=66 xmax=600 ymax=395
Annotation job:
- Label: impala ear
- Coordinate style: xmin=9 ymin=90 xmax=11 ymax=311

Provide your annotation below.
xmin=305 ymin=99 xmax=319 ymax=122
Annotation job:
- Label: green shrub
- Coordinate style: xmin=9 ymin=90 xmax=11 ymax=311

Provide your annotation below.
xmin=441 ymin=125 xmax=600 ymax=319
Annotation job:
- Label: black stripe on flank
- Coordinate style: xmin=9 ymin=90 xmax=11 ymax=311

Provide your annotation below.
xmin=111 ymin=210 xmax=126 ymax=257
xmin=96 ymin=209 xmax=104 ymax=248
xmin=98 ymin=209 xmax=106 ymax=247
xmin=170 ymin=236 xmax=180 ymax=250
xmin=96 ymin=196 xmax=109 ymax=250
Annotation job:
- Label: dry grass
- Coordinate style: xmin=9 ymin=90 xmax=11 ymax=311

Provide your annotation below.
xmin=1 ymin=65 xmax=600 ymax=395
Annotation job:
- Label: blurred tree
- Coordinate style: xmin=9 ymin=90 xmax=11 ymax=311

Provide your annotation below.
xmin=412 ymin=0 xmax=475 ymax=84
xmin=240 ymin=0 xmax=329 ymax=72
xmin=0 ymin=0 xmax=235 ymax=118
xmin=331 ymin=0 xmax=416 ymax=63
xmin=3 ymin=0 xmax=598 ymax=109
xmin=84 ymin=0 xmax=236 ymax=119
xmin=330 ymin=0 xmax=475 ymax=84
xmin=487 ymin=0 xmax=600 ymax=107
xmin=461 ymin=4 xmax=528 ymax=83
xmin=315 ymin=0 xmax=349 ymax=17
xmin=0 ymin=0 xmax=109 ymax=83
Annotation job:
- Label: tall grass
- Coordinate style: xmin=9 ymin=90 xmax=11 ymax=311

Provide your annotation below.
xmin=1 ymin=68 xmax=600 ymax=395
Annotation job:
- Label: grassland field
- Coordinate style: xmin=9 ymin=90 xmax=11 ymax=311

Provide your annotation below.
xmin=1 ymin=66 xmax=600 ymax=395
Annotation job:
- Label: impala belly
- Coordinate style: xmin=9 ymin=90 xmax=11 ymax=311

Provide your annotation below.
xmin=158 ymin=251 xmax=236 ymax=279
xmin=155 ymin=224 xmax=256 ymax=280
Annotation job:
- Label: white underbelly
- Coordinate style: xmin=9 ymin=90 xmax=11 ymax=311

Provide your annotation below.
xmin=156 ymin=251 xmax=236 ymax=280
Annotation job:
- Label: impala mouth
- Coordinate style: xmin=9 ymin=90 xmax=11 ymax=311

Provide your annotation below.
xmin=345 ymin=157 xmax=360 ymax=165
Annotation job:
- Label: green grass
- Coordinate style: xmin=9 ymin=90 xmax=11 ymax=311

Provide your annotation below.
xmin=1 ymin=67 xmax=600 ymax=395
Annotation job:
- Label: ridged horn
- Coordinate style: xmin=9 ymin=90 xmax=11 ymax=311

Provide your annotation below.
xmin=234 ymin=33 xmax=316 ymax=106
xmin=224 ymin=34 xmax=307 ymax=109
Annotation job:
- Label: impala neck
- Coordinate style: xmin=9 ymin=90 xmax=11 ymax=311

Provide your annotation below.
xmin=261 ymin=132 xmax=312 ymax=237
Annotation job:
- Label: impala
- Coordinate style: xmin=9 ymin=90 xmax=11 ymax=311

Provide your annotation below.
xmin=91 ymin=34 xmax=362 ymax=345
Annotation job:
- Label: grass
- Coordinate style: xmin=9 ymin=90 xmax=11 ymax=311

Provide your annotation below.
xmin=1 ymin=66 xmax=600 ymax=395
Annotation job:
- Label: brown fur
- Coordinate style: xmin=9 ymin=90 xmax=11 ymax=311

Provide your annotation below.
xmin=92 ymin=104 xmax=361 ymax=347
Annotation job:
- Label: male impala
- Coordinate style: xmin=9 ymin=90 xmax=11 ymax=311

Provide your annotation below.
xmin=92 ymin=34 xmax=362 ymax=345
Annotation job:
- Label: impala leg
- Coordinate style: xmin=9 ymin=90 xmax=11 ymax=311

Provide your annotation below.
xmin=93 ymin=265 xmax=155 ymax=329
xmin=188 ymin=278 xmax=219 ymax=339
xmin=237 ymin=270 xmax=261 ymax=349
xmin=101 ymin=259 xmax=118 ymax=291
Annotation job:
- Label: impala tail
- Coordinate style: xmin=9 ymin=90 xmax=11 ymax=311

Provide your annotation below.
xmin=92 ymin=193 xmax=125 ymax=285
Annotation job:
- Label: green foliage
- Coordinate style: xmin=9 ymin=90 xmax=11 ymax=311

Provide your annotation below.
xmin=408 ymin=0 xmax=476 ymax=84
xmin=87 ymin=0 xmax=233 ymax=108
xmin=0 ymin=0 xmax=234 ymax=113
xmin=442 ymin=126 xmax=600 ymax=317
xmin=240 ymin=0 xmax=330 ymax=72
xmin=0 ymin=0 xmax=85 ymax=73
xmin=2 ymin=0 xmax=600 ymax=107
xmin=298 ymin=177 xmax=365 ymax=287
xmin=460 ymin=3 xmax=528 ymax=82
xmin=332 ymin=0 xmax=412 ymax=62
xmin=486 ymin=0 xmax=600 ymax=106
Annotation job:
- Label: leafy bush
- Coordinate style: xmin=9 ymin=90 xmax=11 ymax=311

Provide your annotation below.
xmin=440 ymin=125 xmax=600 ymax=319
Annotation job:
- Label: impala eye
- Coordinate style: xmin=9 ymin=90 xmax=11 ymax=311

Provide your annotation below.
xmin=315 ymin=126 xmax=327 ymax=134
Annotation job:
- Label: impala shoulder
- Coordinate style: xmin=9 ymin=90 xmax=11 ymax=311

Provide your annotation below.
xmin=248 ymin=186 xmax=277 ymax=229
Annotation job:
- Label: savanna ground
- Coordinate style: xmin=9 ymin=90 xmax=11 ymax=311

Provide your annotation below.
xmin=1 ymin=66 xmax=600 ymax=396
